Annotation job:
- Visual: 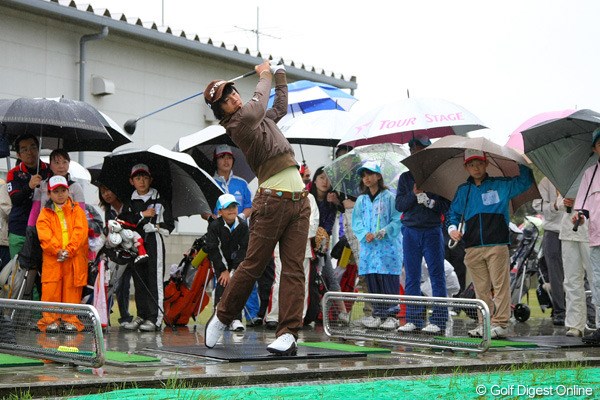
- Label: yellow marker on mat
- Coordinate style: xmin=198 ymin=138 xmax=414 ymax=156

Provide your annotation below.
xmin=191 ymin=248 xmax=208 ymax=268
xmin=57 ymin=346 xmax=79 ymax=353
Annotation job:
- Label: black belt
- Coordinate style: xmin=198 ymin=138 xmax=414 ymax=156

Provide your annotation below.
xmin=258 ymin=188 xmax=308 ymax=201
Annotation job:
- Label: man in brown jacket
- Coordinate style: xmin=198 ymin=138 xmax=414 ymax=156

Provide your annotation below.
xmin=203 ymin=60 xmax=310 ymax=355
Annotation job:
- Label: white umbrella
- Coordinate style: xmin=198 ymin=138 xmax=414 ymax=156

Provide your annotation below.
xmin=338 ymin=97 xmax=486 ymax=147
xmin=174 ymin=125 xmax=255 ymax=183
xmin=39 ymin=156 xmax=91 ymax=181
xmin=277 ymin=110 xmax=357 ymax=146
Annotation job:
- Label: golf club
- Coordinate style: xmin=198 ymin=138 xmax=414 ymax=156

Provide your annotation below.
xmin=123 ymin=70 xmax=257 ymax=134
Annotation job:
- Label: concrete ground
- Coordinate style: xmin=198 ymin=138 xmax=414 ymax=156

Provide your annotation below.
xmin=1 ymin=316 xmax=600 ymax=398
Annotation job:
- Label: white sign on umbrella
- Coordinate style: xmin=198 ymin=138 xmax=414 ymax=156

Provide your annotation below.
xmin=339 ymin=97 xmax=487 ymax=147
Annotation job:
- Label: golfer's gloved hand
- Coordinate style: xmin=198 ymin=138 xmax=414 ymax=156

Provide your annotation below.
xmin=143 ymin=223 xmax=158 ymax=233
xmin=270 ymin=61 xmax=286 ymax=74
xmin=374 ymin=229 xmax=386 ymax=240
xmin=416 ymin=192 xmax=429 ymax=205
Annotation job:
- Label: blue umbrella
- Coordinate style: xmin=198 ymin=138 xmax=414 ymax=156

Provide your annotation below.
xmin=267 ymin=80 xmax=357 ymax=116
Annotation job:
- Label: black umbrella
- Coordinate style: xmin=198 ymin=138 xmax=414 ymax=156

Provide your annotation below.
xmin=97 ymin=145 xmax=224 ymax=218
xmin=174 ymin=125 xmax=255 ymax=183
xmin=521 ymin=109 xmax=600 ymax=197
xmin=0 ymin=97 xmax=131 ymax=152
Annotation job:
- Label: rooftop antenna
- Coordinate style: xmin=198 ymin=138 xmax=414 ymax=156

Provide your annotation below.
xmin=234 ymin=6 xmax=280 ymax=52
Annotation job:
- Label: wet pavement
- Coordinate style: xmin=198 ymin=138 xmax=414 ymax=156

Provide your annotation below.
xmin=2 ymin=316 xmax=600 ymax=398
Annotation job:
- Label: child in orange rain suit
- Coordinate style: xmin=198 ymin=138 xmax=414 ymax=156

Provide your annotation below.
xmin=36 ymin=175 xmax=89 ymax=333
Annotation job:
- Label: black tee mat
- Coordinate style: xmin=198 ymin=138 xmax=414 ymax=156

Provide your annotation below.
xmin=150 ymin=343 xmax=366 ymax=362
xmin=506 ymin=335 xmax=593 ymax=348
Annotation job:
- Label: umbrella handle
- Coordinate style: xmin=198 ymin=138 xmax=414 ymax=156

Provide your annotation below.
xmin=447 ymin=222 xmax=463 ymax=249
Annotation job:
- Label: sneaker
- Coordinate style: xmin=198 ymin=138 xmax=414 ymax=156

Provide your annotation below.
xmin=205 ymin=314 xmax=227 ymax=348
xmin=266 ymin=333 xmax=297 ymax=355
xmin=246 ymin=317 xmax=263 ymax=327
xmin=490 ymin=325 xmax=508 ymax=339
xmin=361 ymin=316 xmax=381 ymax=329
xmin=337 ymin=312 xmax=350 ymax=324
xmin=566 ymin=328 xmax=583 ymax=337
xmin=586 ymin=323 xmax=597 ymax=332
xmin=122 ymin=317 xmax=144 ymax=331
xmin=229 ymin=319 xmax=245 ymax=332
xmin=63 ymin=323 xmax=78 ymax=333
xmin=552 ymin=316 xmax=565 ymax=326
xmin=586 ymin=320 xmax=597 ymax=331
xmin=139 ymin=320 xmax=159 ymax=332
xmin=468 ymin=325 xmax=483 ymax=338
xmin=397 ymin=322 xmax=419 ymax=333
xmin=265 ymin=320 xmax=278 ymax=330
xmin=421 ymin=323 xmax=442 ymax=334
xmin=380 ymin=317 xmax=399 ymax=330
xmin=45 ymin=323 xmax=60 ymax=333
xmin=582 ymin=329 xmax=600 ymax=345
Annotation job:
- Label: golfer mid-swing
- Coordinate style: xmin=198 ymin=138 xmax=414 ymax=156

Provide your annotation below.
xmin=203 ymin=60 xmax=310 ymax=355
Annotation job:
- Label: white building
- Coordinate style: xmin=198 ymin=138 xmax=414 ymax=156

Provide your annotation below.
xmin=0 ymin=0 xmax=357 ymax=264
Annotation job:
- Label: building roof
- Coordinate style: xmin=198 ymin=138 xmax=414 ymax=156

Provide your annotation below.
xmin=6 ymin=0 xmax=357 ymax=90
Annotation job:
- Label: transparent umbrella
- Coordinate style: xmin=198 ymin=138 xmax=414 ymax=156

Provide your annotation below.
xmin=323 ymin=143 xmax=410 ymax=199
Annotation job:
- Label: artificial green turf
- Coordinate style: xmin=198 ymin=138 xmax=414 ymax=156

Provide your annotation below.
xmin=73 ymin=366 xmax=600 ymax=399
xmin=434 ymin=336 xmax=538 ymax=348
xmin=299 ymin=341 xmax=391 ymax=353
xmin=104 ymin=351 xmax=159 ymax=363
xmin=0 ymin=353 xmax=44 ymax=367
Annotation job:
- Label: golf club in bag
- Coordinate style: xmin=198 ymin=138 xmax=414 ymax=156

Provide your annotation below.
xmin=123 ymin=70 xmax=257 ymax=134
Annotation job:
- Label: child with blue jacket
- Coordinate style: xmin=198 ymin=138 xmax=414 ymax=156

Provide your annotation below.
xmin=352 ymin=161 xmax=403 ymax=329
xmin=448 ymin=149 xmax=533 ymax=338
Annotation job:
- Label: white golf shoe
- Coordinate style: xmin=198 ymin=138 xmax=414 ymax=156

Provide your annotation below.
xmin=204 ymin=314 xmax=227 ymax=348
xmin=266 ymin=333 xmax=297 ymax=356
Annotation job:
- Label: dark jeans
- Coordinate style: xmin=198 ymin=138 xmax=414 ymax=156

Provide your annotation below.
xmin=115 ymin=264 xmax=133 ymax=324
xmin=543 ymin=231 xmax=565 ymax=318
xmin=217 ymin=192 xmax=310 ymax=338
xmin=403 ymin=226 xmax=448 ymax=329
xmin=257 ymin=258 xmax=275 ymax=319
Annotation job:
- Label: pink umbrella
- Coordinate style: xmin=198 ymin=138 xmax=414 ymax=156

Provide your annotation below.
xmin=505 ymin=109 xmax=576 ymax=151
xmin=338 ymin=97 xmax=486 ymax=147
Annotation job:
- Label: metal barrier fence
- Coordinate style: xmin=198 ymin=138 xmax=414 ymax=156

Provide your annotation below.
xmin=0 ymin=298 xmax=105 ymax=367
xmin=322 ymin=292 xmax=492 ymax=353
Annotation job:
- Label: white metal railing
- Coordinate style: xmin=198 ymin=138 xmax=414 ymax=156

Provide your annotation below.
xmin=322 ymin=292 xmax=492 ymax=353
xmin=0 ymin=298 xmax=105 ymax=367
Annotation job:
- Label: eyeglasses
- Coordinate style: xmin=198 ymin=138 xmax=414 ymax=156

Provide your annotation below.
xmin=18 ymin=145 xmax=38 ymax=153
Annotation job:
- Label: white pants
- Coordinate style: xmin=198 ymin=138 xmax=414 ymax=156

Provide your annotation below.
xmin=563 ymin=241 xmax=594 ymax=331
xmin=266 ymin=250 xmax=310 ymax=323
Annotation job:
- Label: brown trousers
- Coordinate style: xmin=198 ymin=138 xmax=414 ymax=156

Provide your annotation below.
xmin=217 ymin=191 xmax=310 ymax=338
xmin=464 ymin=245 xmax=511 ymax=328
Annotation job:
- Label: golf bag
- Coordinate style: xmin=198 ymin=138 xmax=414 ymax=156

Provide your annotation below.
xmin=163 ymin=236 xmax=213 ymax=326
xmin=0 ymin=256 xmax=27 ymax=300
xmin=304 ymin=256 xmax=327 ymax=325
xmin=509 ymin=218 xmax=541 ymax=322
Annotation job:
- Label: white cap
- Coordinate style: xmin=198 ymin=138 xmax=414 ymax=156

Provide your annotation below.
xmin=48 ymin=175 xmax=69 ymax=191
xmin=216 ymin=193 xmax=239 ymax=210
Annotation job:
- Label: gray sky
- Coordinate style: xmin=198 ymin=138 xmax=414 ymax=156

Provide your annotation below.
xmin=90 ymin=0 xmax=600 ymax=144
